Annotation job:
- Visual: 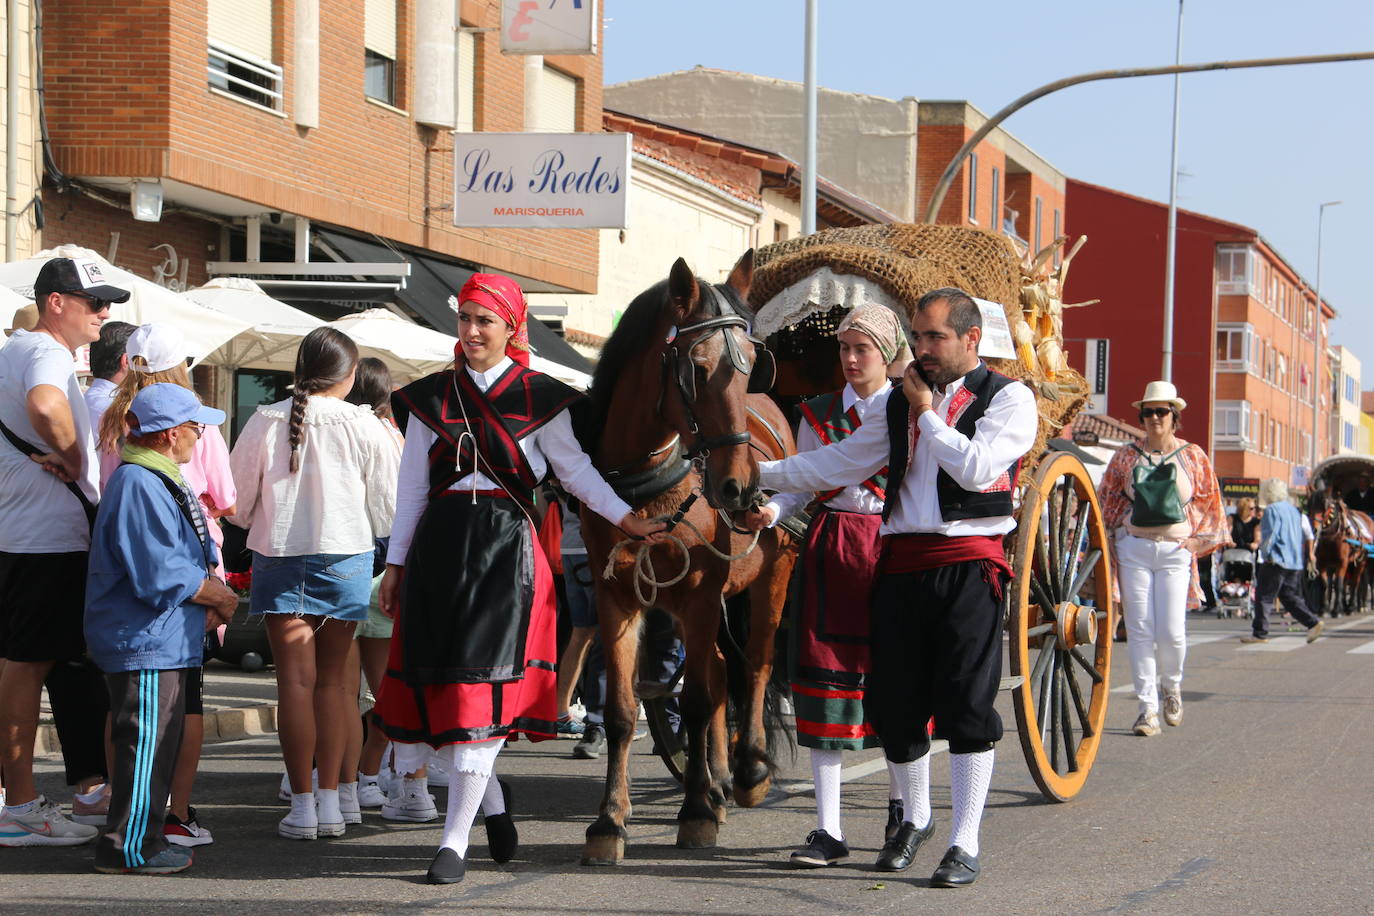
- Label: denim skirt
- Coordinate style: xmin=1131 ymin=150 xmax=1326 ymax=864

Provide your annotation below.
xmin=249 ymin=551 xmax=372 ymax=623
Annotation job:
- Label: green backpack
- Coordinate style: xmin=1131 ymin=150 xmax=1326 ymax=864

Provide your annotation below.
xmin=1129 ymin=444 xmax=1188 ymax=527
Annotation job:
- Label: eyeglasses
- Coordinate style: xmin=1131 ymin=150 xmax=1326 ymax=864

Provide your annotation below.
xmin=1138 ymin=407 xmax=1173 ymax=419
xmin=66 ymin=291 xmax=110 ymax=313
xmin=182 ymin=422 xmax=206 ymax=437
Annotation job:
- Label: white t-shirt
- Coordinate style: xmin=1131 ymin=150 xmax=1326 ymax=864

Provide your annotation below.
xmin=0 ymin=329 xmax=99 ymax=552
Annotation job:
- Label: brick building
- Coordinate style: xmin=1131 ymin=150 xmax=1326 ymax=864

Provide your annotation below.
xmin=37 ymin=0 xmax=600 ymax=352
xmin=1062 ymin=179 xmax=1337 ymax=488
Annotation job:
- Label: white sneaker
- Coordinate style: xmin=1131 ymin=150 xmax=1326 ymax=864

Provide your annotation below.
xmin=315 ymin=789 xmax=345 ymax=838
xmin=382 ymin=787 xmax=438 ymax=823
xmin=278 ymin=769 xmax=319 ymax=802
xmin=338 ymin=783 xmax=363 ymax=825
xmin=425 ymin=755 xmax=450 ymax=788
xmin=0 ymin=797 xmax=99 ymax=846
xmin=278 ymin=794 xmax=319 ymax=840
xmin=356 ymin=776 xmax=387 ymax=808
xmin=1132 ymin=711 xmax=1161 ymax=737
xmin=1162 ymin=691 xmax=1183 ymax=727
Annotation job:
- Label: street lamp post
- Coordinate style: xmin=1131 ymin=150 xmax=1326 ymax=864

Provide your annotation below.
xmin=1312 ymin=199 xmax=1341 ymax=472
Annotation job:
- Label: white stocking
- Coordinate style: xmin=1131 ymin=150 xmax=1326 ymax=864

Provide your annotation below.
xmin=434 ymin=739 xmax=505 ymax=858
xmin=890 ymin=754 xmax=930 ymax=828
xmin=810 ymin=749 xmax=843 ymax=839
xmin=949 ymin=749 xmax=994 ymax=857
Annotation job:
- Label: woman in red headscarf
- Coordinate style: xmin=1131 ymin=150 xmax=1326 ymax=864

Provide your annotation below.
xmin=372 ymin=274 xmax=664 ymax=885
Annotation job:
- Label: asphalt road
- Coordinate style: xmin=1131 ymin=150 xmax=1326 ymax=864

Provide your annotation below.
xmin=5 ymin=611 xmax=1374 ymax=915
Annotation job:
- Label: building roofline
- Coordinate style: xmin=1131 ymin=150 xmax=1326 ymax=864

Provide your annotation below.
xmin=607 ymin=66 xmax=915 ymax=107
xmin=918 ymin=99 xmax=1065 ymax=186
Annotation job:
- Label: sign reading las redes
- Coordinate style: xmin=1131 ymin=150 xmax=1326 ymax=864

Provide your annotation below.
xmin=453 ymin=132 xmax=631 ymax=229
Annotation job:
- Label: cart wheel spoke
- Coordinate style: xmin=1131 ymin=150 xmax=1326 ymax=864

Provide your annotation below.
xmin=1026 ymin=622 xmax=1054 ymax=639
xmin=1069 ymin=645 xmax=1104 ymax=684
xmin=1059 ymin=666 xmax=1079 ymax=772
xmin=1069 ymin=549 xmax=1102 ymax=601
xmin=1064 ymin=658 xmax=1094 ymax=738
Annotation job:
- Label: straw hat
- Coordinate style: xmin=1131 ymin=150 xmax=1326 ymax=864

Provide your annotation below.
xmin=1131 ymin=380 xmax=1187 ymax=411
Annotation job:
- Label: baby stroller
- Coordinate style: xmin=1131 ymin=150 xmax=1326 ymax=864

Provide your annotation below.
xmin=1217 ymin=548 xmax=1255 ymax=619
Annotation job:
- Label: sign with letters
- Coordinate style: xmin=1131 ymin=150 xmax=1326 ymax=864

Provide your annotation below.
xmin=501 ymin=0 xmax=598 ymax=55
xmin=1220 ymin=477 xmax=1261 ymax=500
xmin=973 ymin=298 xmax=1015 ymax=360
xmin=1084 ymin=338 xmax=1109 ymax=415
xmin=452 ymin=132 xmax=631 ymax=229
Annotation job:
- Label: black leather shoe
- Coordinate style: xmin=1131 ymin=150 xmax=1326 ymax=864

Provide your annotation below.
xmin=484 ymin=779 xmax=518 ymax=863
xmin=574 ymin=725 xmax=607 ymax=759
xmin=930 ymin=845 xmax=981 ymax=887
xmin=789 ymin=829 xmax=849 ymax=868
xmin=426 ymin=847 xmax=466 ymax=885
xmin=884 ymin=799 xmax=904 ymax=843
xmin=874 ymin=816 xmax=934 ymax=872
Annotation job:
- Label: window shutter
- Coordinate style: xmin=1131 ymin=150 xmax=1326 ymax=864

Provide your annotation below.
xmin=365 ymin=0 xmax=397 ymax=59
xmin=534 ymin=66 xmax=577 ymax=132
xmin=207 ymin=0 xmax=274 ymax=61
xmin=456 ymin=29 xmax=476 ymax=132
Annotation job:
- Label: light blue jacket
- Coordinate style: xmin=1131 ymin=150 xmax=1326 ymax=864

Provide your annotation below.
xmin=1259 ymin=501 xmax=1305 ymax=571
xmin=85 ymin=464 xmax=218 ymax=672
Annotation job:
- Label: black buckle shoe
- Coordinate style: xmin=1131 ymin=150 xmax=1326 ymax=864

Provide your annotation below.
xmin=426 ymin=847 xmax=466 ymax=885
xmin=574 ymin=725 xmax=607 ymax=759
xmin=874 ymin=816 xmax=934 ymax=872
xmin=930 ymin=845 xmax=980 ymax=887
xmin=789 ymin=829 xmax=849 ymax=868
xmin=884 ymin=799 xmax=904 ymax=843
xmin=484 ymin=779 xmax=517 ymax=863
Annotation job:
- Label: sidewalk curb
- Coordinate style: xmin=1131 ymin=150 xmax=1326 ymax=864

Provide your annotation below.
xmin=35 ymin=704 xmax=280 ymax=758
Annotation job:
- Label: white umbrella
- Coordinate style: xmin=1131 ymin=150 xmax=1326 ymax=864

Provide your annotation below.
xmin=0 ymin=284 xmax=29 ymax=336
xmin=327 ymin=308 xmax=593 ymax=389
xmin=184 ymin=277 xmax=324 ymax=371
xmin=0 ymin=245 xmax=251 ymax=363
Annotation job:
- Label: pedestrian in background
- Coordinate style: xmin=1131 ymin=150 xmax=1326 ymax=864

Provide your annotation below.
xmin=229 ymin=328 xmax=398 ymax=841
xmin=1100 ymin=381 xmax=1225 ymax=738
xmin=0 ymin=257 xmax=127 ymax=848
xmin=85 ymin=383 xmax=238 ymax=874
xmin=83 ymin=321 xmax=135 ymax=433
xmin=1242 ymin=479 xmax=1324 ymax=645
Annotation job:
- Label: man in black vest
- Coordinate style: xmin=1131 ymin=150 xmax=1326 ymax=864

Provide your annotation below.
xmin=1344 ymin=472 xmax=1374 ymax=516
xmin=756 ymin=288 xmax=1037 ymax=887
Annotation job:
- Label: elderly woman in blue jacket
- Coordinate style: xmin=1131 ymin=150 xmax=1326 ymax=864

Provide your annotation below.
xmin=84 ymin=384 xmax=239 ymax=875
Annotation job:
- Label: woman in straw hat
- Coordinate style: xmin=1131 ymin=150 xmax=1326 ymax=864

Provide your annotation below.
xmin=1099 ymin=380 xmax=1225 ymax=737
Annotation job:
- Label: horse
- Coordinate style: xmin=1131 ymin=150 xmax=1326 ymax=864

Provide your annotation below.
xmin=1309 ymin=489 xmax=1373 ymax=616
xmin=576 ymin=251 xmax=797 ymax=865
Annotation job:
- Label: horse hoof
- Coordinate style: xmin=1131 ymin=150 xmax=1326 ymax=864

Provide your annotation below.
xmin=676 ymin=819 xmax=718 ymax=849
xmin=581 ymin=834 xmax=626 ymax=866
xmin=733 ymin=778 xmax=770 ymax=808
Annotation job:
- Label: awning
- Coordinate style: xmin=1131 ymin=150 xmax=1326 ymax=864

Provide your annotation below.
xmin=316 ymin=230 xmax=592 ymax=374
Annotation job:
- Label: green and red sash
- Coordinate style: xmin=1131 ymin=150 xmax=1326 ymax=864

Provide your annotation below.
xmin=798 ymin=390 xmax=887 ymax=503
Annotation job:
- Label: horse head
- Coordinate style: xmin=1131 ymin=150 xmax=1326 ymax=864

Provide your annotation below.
xmin=660 ymin=250 xmax=767 ymax=512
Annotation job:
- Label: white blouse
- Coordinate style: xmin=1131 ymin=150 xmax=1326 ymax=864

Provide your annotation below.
xmin=229 ymin=395 xmax=400 ymax=557
xmin=386 ymin=358 xmax=633 ymax=565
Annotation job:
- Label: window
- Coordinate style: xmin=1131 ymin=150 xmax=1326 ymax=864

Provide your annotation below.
xmin=456 ymin=27 xmax=477 ymax=131
xmin=1215 ymin=244 xmax=1253 ymax=295
xmin=1215 ymin=323 xmax=1255 ymax=372
xmin=1034 ymin=196 xmax=1043 ymax=252
xmin=206 ymin=1 xmax=281 ymax=111
xmin=1214 ymin=400 xmax=1252 ymax=448
xmin=364 ymin=0 xmax=398 ymax=104
xmin=989 ymin=168 xmax=1000 ymax=231
xmin=1263 ymin=344 xmax=1275 ymax=384
xmin=967 ymin=153 xmax=978 ymax=223
xmin=530 ymin=66 xmax=578 ymax=132
xmin=1345 ymin=373 xmax=1357 ymax=403
xmin=1345 ymin=422 xmax=1356 ymax=451
xmin=1300 ymin=431 xmax=1311 ymax=464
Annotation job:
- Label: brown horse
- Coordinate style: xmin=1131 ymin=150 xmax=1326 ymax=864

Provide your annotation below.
xmin=1310 ymin=490 xmax=1372 ymax=616
xmin=577 ymin=252 xmax=797 ymax=864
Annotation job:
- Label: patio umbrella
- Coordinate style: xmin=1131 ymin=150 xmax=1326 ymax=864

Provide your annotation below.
xmin=184 ymin=277 xmax=324 ymax=371
xmin=0 ymin=245 xmax=251 ymax=363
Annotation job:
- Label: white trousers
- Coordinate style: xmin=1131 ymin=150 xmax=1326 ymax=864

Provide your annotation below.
xmin=1116 ymin=533 xmax=1191 ymax=714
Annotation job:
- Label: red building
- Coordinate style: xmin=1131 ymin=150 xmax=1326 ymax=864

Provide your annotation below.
xmin=1062 ymin=179 xmax=1336 ymax=485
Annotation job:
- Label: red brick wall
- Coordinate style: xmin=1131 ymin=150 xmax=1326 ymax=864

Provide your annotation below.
xmin=45 ymin=0 xmax=606 ymax=293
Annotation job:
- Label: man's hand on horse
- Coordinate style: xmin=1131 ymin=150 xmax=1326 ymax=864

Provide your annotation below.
xmin=621 ymin=513 xmax=669 ymax=543
xmin=739 ymin=504 xmax=777 ymax=533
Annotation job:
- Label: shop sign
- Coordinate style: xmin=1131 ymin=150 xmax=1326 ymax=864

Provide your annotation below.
xmin=453 ymin=132 xmax=631 ymax=229
xmin=1220 ymin=477 xmax=1261 ymax=500
xmin=500 ymin=0 xmax=598 ymax=55
xmin=150 ymin=243 xmax=192 ymax=292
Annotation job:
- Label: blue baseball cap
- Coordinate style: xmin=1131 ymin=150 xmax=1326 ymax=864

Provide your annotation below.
xmin=128 ymin=383 xmax=225 ymax=434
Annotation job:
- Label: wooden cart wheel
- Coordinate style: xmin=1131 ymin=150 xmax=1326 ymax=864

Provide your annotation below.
xmin=1009 ymin=451 xmax=1115 ymax=802
xmin=642 ymin=695 xmax=686 ymax=784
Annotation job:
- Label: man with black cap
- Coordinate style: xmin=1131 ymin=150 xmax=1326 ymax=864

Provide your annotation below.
xmin=0 ymin=257 xmax=129 ymax=847
xmin=756 ymin=288 xmax=1037 ymax=887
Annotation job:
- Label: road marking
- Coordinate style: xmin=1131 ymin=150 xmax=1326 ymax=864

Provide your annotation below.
xmin=1186 ymin=634 xmax=1229 ymax=647
xmin=775 ymin=742 xmax=949 ymax=799
xmin=1347 ymin=640 xmax=1374 ymax=654
xmin=1237 ymin=636 xmax=1306 ymax=652
xmin=1331 ymin=617 xmax=1370 ymax=632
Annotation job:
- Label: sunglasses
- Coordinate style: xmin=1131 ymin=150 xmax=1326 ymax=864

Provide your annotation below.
xmin=1138 ymin=407 xmax=1173 ymax=419
xmin=67 ymin=291 xmax=110 ymax=312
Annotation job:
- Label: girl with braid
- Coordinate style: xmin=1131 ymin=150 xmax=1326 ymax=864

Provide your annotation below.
xmin=229 ymin=328 xmax=399 ymax=841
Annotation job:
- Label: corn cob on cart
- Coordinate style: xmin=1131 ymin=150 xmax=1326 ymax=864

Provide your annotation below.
xmin=745 ymin=223 xmax=1115 ymax=802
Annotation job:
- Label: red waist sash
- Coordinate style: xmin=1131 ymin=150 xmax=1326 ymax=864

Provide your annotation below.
xmin=880 ymin=533 xmax=1012 ymax=598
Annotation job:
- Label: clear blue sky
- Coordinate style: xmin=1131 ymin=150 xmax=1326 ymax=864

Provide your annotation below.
xmin=602 ymin=0 xmax=1372 ymax=379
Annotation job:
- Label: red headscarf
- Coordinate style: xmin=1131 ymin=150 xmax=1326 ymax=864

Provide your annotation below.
xmin=454 ymin=273 xmax=530 ymax=367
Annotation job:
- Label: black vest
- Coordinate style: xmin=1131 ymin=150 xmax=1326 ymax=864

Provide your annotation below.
xmin=882 ymin=362 xmax=1022 ymax=523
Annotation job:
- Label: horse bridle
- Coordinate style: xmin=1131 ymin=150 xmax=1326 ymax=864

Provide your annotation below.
xmin=660 ymin=282 xmax=776 ymax=462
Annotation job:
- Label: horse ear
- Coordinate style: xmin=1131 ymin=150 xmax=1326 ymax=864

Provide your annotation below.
xmin=725 ymin=248 xmax=754 ymax=299
xmin=668 ymin=257 xmax=698 ymax=319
